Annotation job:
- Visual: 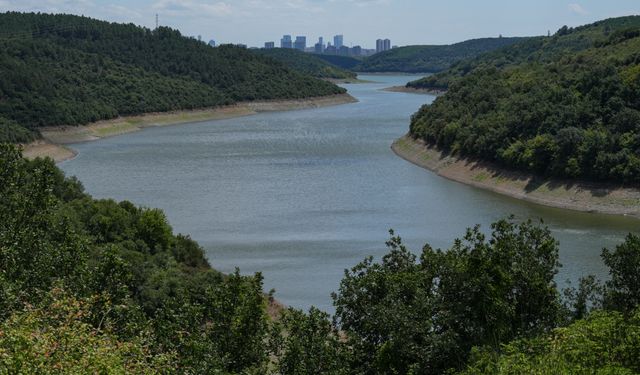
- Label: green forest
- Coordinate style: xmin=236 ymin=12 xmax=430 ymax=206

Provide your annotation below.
xmin=409 ymin=16 xmax=640 ymax=183
xmin=253 ymin=48 xmax=357 ymax=80
xmin=2 ymin=144 xmax=640 ymax=373
xmin=0 ymin=12 xmax=345 ymax=144
xmin=355 ymin=37 xmax=526 ymax=73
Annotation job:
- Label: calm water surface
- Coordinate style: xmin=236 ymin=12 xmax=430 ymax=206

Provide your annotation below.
xmin=61 ymin=75 xmax=639 ymax=312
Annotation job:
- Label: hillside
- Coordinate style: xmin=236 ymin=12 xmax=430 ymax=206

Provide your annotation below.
xmin=0 ymin=12 xmax=346 ymax=143
xmin=254 ymin=48 xmax=356 ymax=79
xmin=408 ymin=17 xmax=640 ymax=90
xmin=314 ymin=54 xmax=363 ymax=70
xmin=409 ymin=16 xmax=640 ymax=183
xmin=355 ymin=37 xmax=526 ymax=73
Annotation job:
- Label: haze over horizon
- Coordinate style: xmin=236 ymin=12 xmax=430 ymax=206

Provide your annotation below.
xmin=0 ymin=0 xmax=638 ymax=48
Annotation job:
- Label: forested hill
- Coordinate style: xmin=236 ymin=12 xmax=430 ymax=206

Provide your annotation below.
xmin=409 ymin=16 xmax=640 ymax=183
xmin=314 ymin=54 xmax=363 ymax=70
xmin=355 ymin=37 xmax=525 ymax=73
xmin=407 ymin=16 xmax=640 ymax=91
xmin=253 ymin=48 xmax=357 ymax=79
xmin=0 ymin=12 xmax=345 ymax=143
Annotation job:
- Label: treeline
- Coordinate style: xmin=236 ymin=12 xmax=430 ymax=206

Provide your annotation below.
xmin=409 ymin=16 xmax=640 ymax=183
xmin=253 ymin=48 xmax=357 ymax=79
xmin=0 ymin=12 xmax=345 ymax=143
xmin=2 ymin=144 xmax=640 ymax=373
xmin=356 ymin=37 xmax=526 ymax=73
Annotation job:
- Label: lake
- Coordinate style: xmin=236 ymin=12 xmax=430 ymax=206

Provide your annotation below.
xmin=60 ymin=75 xmax=638 ymax=312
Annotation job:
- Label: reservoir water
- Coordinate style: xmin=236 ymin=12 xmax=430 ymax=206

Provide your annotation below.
xmin=61 ymin=75 xmax=638 ymax=312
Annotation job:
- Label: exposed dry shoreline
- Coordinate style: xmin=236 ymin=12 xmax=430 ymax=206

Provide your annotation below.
xmin=22 ymin=94 xmax=357 ymax=163
xmin=382 ymin=86 xmax=446 ymax=95
xmin=392 ymin=135 xmax=640 ymax=217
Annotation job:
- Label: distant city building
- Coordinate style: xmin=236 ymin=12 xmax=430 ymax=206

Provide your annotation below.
xmin=352 ymin=45 xmax=362 ymax=56
xmin=208 ymin=39 xmax=216 ymax=47
xmin=338 ymin=45 xmax=350 ymax=56
xmin=264 ymin=41 xmax=275 ymax=49
xmin=314 ymin=36 xmax=325 ymax=54
xmin=376 ymin=38 xmax=391 ymax=53
xmin=198 ymin=35 xmax=202 ymax=41
xmin=294 ymin=36 xmax=306 ymax=51
xmin=325 ymin=44 xmax=337 ymax=55
xmin=281 ymin=35 xmax=292 ymax=48
xmin=333 ymin=34 xmax=343 ymax=48
xmin=236 ymin=44 xmax=247 ymax=48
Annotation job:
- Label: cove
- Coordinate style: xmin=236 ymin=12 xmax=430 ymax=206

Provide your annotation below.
xmin=60 ymin=75 xmax=639 ymax=313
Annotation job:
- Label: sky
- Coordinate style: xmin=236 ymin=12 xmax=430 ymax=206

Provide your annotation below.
xmin=0 ymin=0 xmax=638 ymax=49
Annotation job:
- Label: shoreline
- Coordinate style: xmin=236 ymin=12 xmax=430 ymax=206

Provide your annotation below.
xmin=382 ymin=86 xmax=446 ymax=95
xmin=392 ymin=135 xmax=640 ymax=217
xmin=22 ymin=94 xmax=357 ymax=163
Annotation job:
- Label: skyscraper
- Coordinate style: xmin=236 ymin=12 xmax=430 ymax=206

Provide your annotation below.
xmin=281 ymin=35 xmax=292 ymax=48
xmin=294 ymin=36 xmax=306 ymax=51
xmin=333 ymin=34 xmax=343 ymax=49
xmin=376 ymin=38 xmax=391 ymax=53
xmin=314 ymin=36 xmax=325 ymax=54
xmin=264 ymin=41 xmax=275 ymax=49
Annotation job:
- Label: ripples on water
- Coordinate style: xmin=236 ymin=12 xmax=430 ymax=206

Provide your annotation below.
xmin=61 ymin=75 xmax=638 ymax=312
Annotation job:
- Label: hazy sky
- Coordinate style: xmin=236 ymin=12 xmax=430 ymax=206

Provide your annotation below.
xmin=0 ymin=0 xmax=638 ymax=48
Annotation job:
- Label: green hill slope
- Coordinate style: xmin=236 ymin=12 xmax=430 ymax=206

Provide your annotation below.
xmin=0 ymin=12 xmax=346 ymax=143
xmin=356 ymin=37 xmax=526 ymax=73
xmin=254 ymin=48 xmax=356 ymax=79
xmin=408 ymin=16 xmax=640 ymax=90
xmin=409 ymin=16 xmax=640 ymax=183
xmin=314 ymin=54 xmax=363 ymax=70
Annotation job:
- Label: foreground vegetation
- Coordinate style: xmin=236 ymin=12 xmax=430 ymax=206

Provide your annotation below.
xmin=1 ymin=143 xmax=639 ymax=373
xmin=0 ymin=12 xmax=345 ymax=143
xmin=409 ymin=16 xmax=640 ymax=183
xmin=356 ymin=37 xmax=525 ymax=73
xmin=254 ymin=48 xmax=357 ymax=80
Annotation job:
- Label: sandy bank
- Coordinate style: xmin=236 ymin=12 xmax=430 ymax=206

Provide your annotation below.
xmin=392 ymin=135 xmax=640 ymax=217
xmin=382 ymin=86 xmax=445 ymax=95
xmin=24 ymin=94 xmax=357 ymax=163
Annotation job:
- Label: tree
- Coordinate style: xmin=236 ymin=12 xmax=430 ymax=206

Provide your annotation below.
xmin=333 ymin=219 xmax=563 ymax=374
xmin=603 ymin=234 xmax=640 ymax=312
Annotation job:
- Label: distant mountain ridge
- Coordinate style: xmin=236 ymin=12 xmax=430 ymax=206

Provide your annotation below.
xmin=0 ymin=12 xmax=346 ymax=143
xmin=355 ymin=37 xmax=527 ymax=73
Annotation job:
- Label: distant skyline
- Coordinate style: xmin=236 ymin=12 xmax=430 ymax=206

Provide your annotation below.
xmin=0 ymin=0 xmax=638 ymax=48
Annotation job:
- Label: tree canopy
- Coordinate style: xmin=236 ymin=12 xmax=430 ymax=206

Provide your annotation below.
xmin=409 ymin=16 xmax=640 ymax=183
xmin=0 ymin=12 xmax=345 ymax=143
xmin=355 ymin=37 xmax=526 ymax=73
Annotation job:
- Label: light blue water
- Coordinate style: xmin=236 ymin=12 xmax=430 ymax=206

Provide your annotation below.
xmin=61 ymin=75 xmax=638 ymax=312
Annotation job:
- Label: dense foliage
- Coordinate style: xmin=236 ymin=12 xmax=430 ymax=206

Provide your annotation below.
xmin=409 ymin=16 xmax=640 ymax=183
xmin=0 ymin=12 xmax=345 ymax=143
xmin=0 ymin=144 xmax=269 ymax=373
xmin=408 ymin=17 xmax=640 ymax=90
xmin=254 ymin=48 xmax=356 ymax=79
xmin=1 ymin=144 xmax=639 ymax=373
xmin=355 ymin=37 xmax=525 ymax=73
xmin=462 ymin=309 xmax=640 ymax=374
